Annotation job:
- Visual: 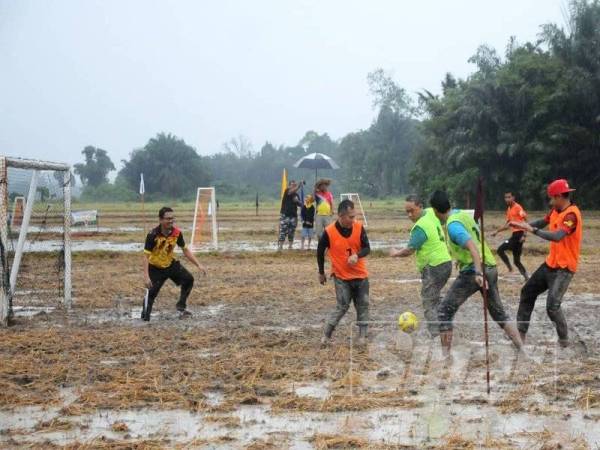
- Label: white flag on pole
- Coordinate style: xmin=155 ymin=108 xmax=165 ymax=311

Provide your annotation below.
xmin=139 ymin=173 xmax=145 ymax=195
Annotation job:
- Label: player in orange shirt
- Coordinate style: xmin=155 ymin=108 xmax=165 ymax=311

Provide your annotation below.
xmin=492 ymin=191 xmax=529 ymax=280
xmin=317 ymin=199 xmax=370 ymax=346
xmin=509 ymin=179 xmax=582 ymax=348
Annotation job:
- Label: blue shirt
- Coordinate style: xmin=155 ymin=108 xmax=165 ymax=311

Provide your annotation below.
xmin=408 ymin=226 xmax=427 ymax=250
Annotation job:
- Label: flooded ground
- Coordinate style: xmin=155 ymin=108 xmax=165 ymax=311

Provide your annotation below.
xmin=1 ymin=203 xmax=599 ymax=448
xmin=14 ymin=238 xmax=403 ymax=253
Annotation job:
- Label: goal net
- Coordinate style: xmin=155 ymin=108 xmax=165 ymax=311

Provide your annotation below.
xmin=340 ymin=193 xmax=368 ymax=227
xmin=190 ymin=187 xmax=217 ymax=250
xmin=0 ymin=157 xmax=72 ymax=326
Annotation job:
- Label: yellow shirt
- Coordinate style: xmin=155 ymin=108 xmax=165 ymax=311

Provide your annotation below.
xmin=144 ymin=226 xmax=186 ymax=269
xmin=315 ymin=191 xmax=333 ymax=215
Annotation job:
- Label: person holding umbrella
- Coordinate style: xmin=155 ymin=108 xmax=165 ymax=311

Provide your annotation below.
xmin=314 ymin=179 xmax=334 ymax=241
xmin=293 ymin=152 xmax=340 ymax=241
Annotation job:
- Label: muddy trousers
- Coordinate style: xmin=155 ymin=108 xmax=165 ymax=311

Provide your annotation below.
xmin=142 ymin=261 xmax=194 ymax=321
xmin=517 ymin=263 xmax=573 ymax=341
xmin=325 ymin=277 xmax=369 ymax=336
xmin=420 ymin=261 xmax=452 ymax=337
xmin=438 ymin=266 xmax=510 ymax=332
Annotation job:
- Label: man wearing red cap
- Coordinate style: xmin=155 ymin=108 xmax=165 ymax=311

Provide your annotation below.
xmin=509 ymin=179 xmax=582 ymax=347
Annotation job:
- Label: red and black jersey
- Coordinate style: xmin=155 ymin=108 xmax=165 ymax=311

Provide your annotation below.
xmin=144 ymin=226 xmax=186 ymax=269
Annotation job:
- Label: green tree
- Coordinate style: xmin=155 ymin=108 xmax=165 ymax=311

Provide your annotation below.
xmin=338 ymin=70 xmax=420 ymax=197
xmin=119 ymin=133 xmax=211 ymax=200
xmin=412 ymin=0 xmax=600 ymax=209
xmin=73 ymin=146 xmax=115 ymax=187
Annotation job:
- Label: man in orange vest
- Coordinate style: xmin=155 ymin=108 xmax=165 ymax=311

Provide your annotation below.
xmin=509 ymin=179 xmax=582 ymax=347
xmin=491 ymin=190 xmax=529 ymax=281
xmin=317 ymin=199 xmax=370 ymax=346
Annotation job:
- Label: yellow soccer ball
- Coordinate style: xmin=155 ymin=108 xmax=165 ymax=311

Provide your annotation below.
xmin=398 ymin=311 xmax=419 ymax=333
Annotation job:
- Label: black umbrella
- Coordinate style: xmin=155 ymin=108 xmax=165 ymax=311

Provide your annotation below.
xmin=293 ymin=152 xmax=340 ymax=181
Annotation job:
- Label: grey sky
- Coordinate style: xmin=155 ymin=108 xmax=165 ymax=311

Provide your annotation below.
xmin=1 ymin=0 xmax=565 ymax=170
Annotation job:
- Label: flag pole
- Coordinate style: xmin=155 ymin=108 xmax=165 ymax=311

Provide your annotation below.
xmin=278 ymin=169 xmax=287 ymax=249
xmin=140 ymin=173 xmax=146 ymax=234
xmin=476 ymin=177 xmax=491 ymax=395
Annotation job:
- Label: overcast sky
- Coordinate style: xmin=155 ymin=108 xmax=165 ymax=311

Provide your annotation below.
xmin=1 ymin=0 xmax=566 ymax=170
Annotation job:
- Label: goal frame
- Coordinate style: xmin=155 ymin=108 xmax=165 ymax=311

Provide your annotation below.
xmin=191 ymin=187 xmax=217 ymax=250
xmin=0 ymin=156 xmax=72 ymax=326
xmin=340 ymin=193 xmax=368 ymax=227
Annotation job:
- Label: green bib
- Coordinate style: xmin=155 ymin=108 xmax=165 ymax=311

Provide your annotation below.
xmin=447 ymin=210 xmax=496 ymax=271
xmin=412 ymin=208 xmax=452 ymax=272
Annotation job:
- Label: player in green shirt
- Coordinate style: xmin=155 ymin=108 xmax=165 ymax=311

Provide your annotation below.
xmin=390 ymin=195 xmax=452 ymax=337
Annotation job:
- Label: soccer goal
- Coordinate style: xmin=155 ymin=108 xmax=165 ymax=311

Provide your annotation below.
xmin=191 ymin=187 xmax=217 ymax=250
xmin=340 ymin=193 xmax=368 ymax=227
xmin=0 ymin=156 xmax=72 ymax=326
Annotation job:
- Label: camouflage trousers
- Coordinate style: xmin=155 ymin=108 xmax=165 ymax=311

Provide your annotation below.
xmin=278 ymin=214 xmax=298 ymax=243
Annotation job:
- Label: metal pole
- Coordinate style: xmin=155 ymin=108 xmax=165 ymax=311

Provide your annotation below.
xmin=141 ymin=193 xmax=146 ymax=234
xmin=191 ymin=188 xmax=200 ymax=250
xmin=63 ymin=169 xmax=72 ymax=309
xmin=478 ymin=179 xmax=491 ymax=395
xmin=9 ymin=170 xmax=38 ymax=296
xmin=0 ymin=157 xmax=9 ymax=326
xmin=211 ymin=188 xmax=218 ymax=249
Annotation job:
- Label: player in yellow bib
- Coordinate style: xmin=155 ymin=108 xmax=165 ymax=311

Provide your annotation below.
xmin=429 ymin=191 xmax=524 ymax=357
xmin=390 ymin=194 xmax=452 ymax=337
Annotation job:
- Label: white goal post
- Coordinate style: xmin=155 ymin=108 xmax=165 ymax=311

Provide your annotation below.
xmin=191 ymin=187 xmax=217 ymax=250
xmin=0 ymin=156 xmax=72 ymax=326
xmin=340 ymin=193 xmax=368 ymax=227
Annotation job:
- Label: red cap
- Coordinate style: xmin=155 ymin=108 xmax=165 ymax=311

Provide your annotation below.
xmin=547 ymin=179 xmax=575 ymax=197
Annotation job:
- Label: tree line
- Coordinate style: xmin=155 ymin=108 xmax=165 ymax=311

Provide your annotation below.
xmin=73 ymin=0 xmax=599 ymax=208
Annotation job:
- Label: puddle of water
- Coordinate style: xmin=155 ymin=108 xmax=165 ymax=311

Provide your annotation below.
xmin=15 ymin=238 xmax=403 ymax=254
xmin=21 ymin=226 xmax=143 ymax=233
xmin=198 ymin=350 xmax=220 ymax=359
xmin=293 ymin=382 xmax=331 ymax=400
xmin=1 ymin=399 xmax=599 ymax=447
xmin=17 ymin=240 xmax=143 ymax=253
xmin=73 ymin=304 xmax=225 ymax=324
xmin=259 ymin=325 xmax=303 ymax=332
xmin=204 ymin=391 xmax=225 ymax=407
xmin=12 ymin=305 xmax=56 ymax=317
xmin=99 ymin=359 xmax=121 ymax=366
xmin=389 ymin=278 xmax=422 ymax=284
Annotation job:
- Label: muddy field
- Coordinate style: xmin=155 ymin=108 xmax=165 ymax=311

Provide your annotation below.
xmin=1 ymin=201 xmax=599 ymax=449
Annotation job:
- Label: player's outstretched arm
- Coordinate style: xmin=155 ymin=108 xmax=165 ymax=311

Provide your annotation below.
xmin=491 ymin=222 xmax=509 ymax=237
xmin=390 ymin=247 xmax=415 ymax=257
xmin=509 ymin=218 xmax=566 ymax=242
xmin=183 ymin=247 xmax=207 ymax=275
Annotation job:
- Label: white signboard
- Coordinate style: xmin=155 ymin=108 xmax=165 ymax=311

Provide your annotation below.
xmin=71 ymin=210 xmax=98 ymax=226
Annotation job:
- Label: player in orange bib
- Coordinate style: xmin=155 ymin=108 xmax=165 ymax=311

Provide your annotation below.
xmin=509 ymin=179 xmax=582 ymax=347
xmin=317 ymin=199 xmax=370 ymax=346
xmin=491 ymin=191 xmax=529 ymax=281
